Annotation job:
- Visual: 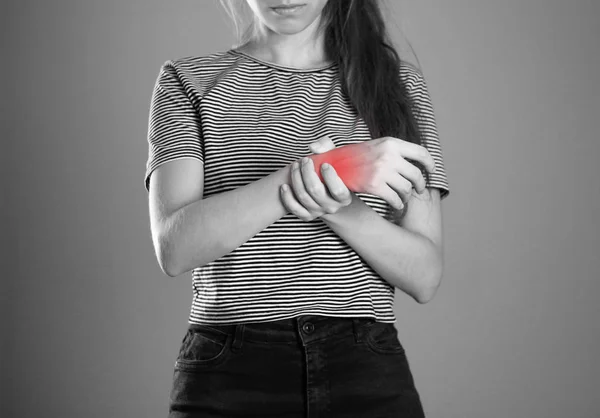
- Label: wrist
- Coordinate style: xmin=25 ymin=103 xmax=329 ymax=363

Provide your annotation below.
xmin=320 ymin=192 xmax=361 ymax=224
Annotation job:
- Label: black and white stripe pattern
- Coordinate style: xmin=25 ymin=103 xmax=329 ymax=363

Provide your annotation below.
xmin=144 ymin=50 xmax=450 ymax=325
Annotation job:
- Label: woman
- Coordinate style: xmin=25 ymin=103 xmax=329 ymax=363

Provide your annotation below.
xmin=144 ymin=0 xmax=450 ymax=416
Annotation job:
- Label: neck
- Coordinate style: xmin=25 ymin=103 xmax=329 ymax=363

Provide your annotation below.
xmin=244 ymin=17 xmax=330 ymax=69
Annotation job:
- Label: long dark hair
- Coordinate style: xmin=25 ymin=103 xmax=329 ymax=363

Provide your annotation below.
xmin=220 ymin=0 xmax=423 ymax=146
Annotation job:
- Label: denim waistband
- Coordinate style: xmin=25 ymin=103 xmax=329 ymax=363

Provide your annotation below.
xmin=188 ymin=315 xmax=378 ymax=345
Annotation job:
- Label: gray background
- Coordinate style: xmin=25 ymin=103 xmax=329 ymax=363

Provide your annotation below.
xmin=2 ymin=0 xmax=599 ymax=417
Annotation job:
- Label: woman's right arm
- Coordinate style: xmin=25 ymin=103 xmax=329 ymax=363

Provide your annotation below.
xmin=148 ymin=158 xmax=293 ymax=277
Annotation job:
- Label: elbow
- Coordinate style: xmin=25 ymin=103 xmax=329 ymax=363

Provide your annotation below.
xmin=156 ymin=235 xmax=182 ymax=277
xmin=161 ymin=259 xmax=181 ymax=278
xmin=416 ymin=278 xmax=441 ymax=304
xmin=416 ymin=267 xmax=443 ymax=304
xmin=415 ymin=243 xmax=444 ymax=304
xmin=158 ymin=250 xmax=180 ymax=277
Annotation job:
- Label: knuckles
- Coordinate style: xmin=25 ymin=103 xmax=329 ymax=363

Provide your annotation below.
xmin=305 ymin=184 xmax=321 ymax=196
xmin=295 ymin=190 xmax=311 ymax=202
xmin=408 ymin=164 xmax=422 ymax=180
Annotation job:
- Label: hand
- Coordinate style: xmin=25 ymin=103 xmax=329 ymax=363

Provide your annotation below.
xmin=280 ymin=136 xmax=353 ymax=222
xmin=307 ymin=137 xmax=437 ymax=210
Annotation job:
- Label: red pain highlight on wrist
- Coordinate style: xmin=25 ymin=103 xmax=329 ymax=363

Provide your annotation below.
xmin=307 ymin=146 xmax=373 ymax=192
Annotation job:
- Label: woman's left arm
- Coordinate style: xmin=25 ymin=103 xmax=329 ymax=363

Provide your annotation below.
xmin=320 ymin=187 xmax=443 ymax=304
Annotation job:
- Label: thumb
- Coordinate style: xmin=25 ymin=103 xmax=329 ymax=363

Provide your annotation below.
xmin=308 ymin=135 xmax=335 ymax=154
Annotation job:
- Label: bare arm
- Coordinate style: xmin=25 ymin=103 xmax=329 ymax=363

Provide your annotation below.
xmin=148 ymin=158 xmax=292 ymax=277
xmin=321 ymin=187 xmax=444 ymax=304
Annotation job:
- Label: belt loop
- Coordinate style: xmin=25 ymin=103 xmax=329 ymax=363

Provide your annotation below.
xmin=352 ymin=319 xmax=364 ymax=344
xmin=231 ymin=324 xmax=244 ymax=352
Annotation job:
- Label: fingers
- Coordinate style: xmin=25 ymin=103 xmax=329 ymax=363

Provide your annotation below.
xmin=395 ymin=158 xmax=427 ymax=194
xmin=290 ymin=160 xmax=322 ymax=213
xmin=282 ymin=157 xmax=350 ymax=222
xmin=292 ymin=158 xmax=342 ymax=213
xmin=390 ymin=137 xmax=436 ymax=175
xmin=376 ymin=183 xmax=405 ymax=211
xmin=384 ymin=175 xmax=414 ymax=206
xmin=280 ymin=184 xmax=315 ymax=221
xmin=320 ymin=163 xmax=353 ymax=206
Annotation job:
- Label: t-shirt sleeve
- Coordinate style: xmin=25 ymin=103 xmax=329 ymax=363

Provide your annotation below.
xmin=405 ymin=67 xmax=450 ymax=200
xmin=144 ymin=61 xmax=204 ymax=192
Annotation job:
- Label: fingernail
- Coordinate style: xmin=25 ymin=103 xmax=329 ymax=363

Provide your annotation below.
xmin=322 ymin=163 xmax=330 ymax=170
xmin=281 ymin=184 xmax=288 ymax=192
xmin=302 ymin=157 xmax=309 ymax=166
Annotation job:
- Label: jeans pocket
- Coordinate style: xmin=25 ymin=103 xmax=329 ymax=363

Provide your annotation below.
xmin=363 ymin=321 xmax=406 ymax=355
xmin=175 ymin=326 xmax=231 ymax=370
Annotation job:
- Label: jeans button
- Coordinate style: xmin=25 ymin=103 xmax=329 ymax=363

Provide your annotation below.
xmin=302 ymin=322 xmax=315 ymax=334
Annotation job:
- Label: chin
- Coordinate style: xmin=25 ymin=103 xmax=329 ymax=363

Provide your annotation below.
xmin=271 ymin=21 xmax=312 ymax=35
xmin=248 ymin=0 xmax=328 ymax=37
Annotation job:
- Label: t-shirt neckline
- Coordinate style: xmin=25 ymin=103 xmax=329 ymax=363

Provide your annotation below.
xmin=228 ymin=49 xmax=336 ymax=73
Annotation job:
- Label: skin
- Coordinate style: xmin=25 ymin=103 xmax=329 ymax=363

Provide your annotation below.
xmin=241 ymin=0 xmax=331 ymax=68
xmin=148 ymin=0 xmax=445 ymax=303
xmin=283 ymin=136 xmax=436 ymax=215
xmin=246 ymin=0 xmax=445 ymax=302
xmin=242 ymin=1 xmax=439 ymax=214
xmin=281 ymin=136 xmax=444 ymax=303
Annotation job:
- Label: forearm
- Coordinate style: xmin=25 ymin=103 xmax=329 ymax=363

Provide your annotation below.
xmin=321 ymin=193 xmax=443 ymax=303
xmin=162 ymin=165 xmax=292 ymax=276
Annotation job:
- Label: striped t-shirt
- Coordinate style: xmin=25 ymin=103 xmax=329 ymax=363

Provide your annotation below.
xmin=144 ymin=49 xmax=450 ymax=325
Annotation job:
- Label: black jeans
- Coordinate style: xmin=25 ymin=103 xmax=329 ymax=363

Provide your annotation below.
xmin=168 ymin=315 xmax=426 ymax=417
